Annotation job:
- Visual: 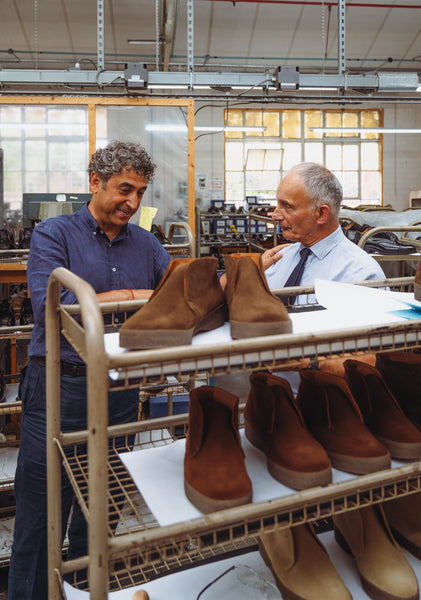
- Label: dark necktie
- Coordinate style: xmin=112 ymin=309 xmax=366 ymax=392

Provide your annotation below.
xmin=282 ymin=247 xmax=312 ymax=306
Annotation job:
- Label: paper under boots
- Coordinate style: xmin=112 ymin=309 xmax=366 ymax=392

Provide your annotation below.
xmin=297 ymin=369 xmax=391 ymax=474
xmin=119 ymin=257 xmax=226 ymax=349
xmin=376 ymin=350 xmax=421 ymax=431
xmin=333 ymin=505 xmax=419 ymax=600
xmin=223 ymin=253 xmax=292 ymax=339
xmin=259 ymin=523 xmax=352 ymax=600
xmin=344 ymin=359 xmax=421 ymax=460
xmin=184 ymin=386 xmax=252 ymax=514
xmin=244 ymin=372 xmax=332 ymax=489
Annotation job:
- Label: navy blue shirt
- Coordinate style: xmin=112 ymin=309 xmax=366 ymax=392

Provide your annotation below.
xmin=28 ymin=202 xmax=170 ymax=362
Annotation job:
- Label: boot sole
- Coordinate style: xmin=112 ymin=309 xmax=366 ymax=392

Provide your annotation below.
xmin=119 ymin=304 xmax=226 ymax=349
xmin=334 ymin=527 xmax=419 ymax=600
xmin=376 ymin=435 xmax=421 ymax=460
xmin=184 ymin=479 xmax=252 ymax=514
xmin=245 ymin=421 xmax=332 ymax=490
xmin=230 ymin=319 xmax=292 ymax=339
xmin=327 ymin=449 xmax=391 ymax=474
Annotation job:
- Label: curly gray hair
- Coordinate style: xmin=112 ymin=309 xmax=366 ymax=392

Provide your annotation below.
xmin=88 ymin=140 xmax=156 ymax=185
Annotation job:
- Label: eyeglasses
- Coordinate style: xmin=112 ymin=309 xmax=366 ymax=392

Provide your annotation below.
xmin=196 ymin=564 xmax=282 ymax=599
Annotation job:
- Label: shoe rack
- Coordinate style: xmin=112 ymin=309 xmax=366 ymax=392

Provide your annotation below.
xmin=45 ymin=267 xmax=421 ymax=600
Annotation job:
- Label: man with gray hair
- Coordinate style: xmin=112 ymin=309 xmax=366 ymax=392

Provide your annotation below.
xmin=263 ymin=162 xmax=385 ymax=289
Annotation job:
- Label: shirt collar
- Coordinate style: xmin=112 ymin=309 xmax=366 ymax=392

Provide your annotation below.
xmin=79 ymin=202 xmax=129 ymax=241
xmin=299 ymin=226 xmax=343 ymax=260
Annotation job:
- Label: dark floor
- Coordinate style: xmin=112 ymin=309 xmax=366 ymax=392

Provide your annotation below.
xmin=0 ymin=568 xmax=8 ymax=599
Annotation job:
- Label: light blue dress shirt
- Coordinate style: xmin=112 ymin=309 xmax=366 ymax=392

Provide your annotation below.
xmin=265 ymin=225 xmax=386 ymax=290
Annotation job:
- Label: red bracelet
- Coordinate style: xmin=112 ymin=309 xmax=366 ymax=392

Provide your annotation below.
xmin=127 ymin=288 xmax=134 ymax=300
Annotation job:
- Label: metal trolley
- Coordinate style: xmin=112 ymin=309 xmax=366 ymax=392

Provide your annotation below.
xmin=45 ymin=268 xmax=421 ymax=599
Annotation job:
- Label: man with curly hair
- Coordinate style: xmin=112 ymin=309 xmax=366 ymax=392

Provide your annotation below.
xmin=9 ymin=141 xmax=170 ymax=599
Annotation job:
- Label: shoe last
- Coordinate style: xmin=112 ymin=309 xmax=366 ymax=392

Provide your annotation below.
xmin=245 ymin=372 xmax=331 ymax=489
xmin=184 ymin=386 xmax=252 ymax=514
xmin=375 ymin=351 xmax=421 ymax=431
xmin=297 ymin=369 xmax=391 ymax=474
xmin=119 ymin=257 xmax=226 ymax=349
xmin=333 ymin=505 xmax=419 ymax=600
xmin=223 ymin=253 xmax=292 ymax=339
xmin=344 ymin=359 xmax=421 ymax=460
xmin=259 ymin=522 xmax=352 ymax=600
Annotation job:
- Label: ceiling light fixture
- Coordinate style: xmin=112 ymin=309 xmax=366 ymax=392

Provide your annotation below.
xmin=127 ymin=40 xmax=158 ymax=45
xmin=310 ymin=127 xmax=421 ymax=134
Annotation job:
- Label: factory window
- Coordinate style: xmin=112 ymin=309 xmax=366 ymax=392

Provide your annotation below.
xmin=0 ymin=105 xmax=89 ymax=210
xmin=225 ymin=108 xmax=382 ymax=207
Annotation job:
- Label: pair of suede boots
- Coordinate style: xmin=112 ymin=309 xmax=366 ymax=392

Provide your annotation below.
xmin=119 ymin=254 xmax=292 ymax=349
xmin=184 ymin=353 xmax=421 ymax=515
xmin=260 ymin=500 xmax=420 ymax=600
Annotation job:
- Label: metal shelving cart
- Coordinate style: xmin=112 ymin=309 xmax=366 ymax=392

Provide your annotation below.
xmin=45 ymin=267 xmax=421 ymax=599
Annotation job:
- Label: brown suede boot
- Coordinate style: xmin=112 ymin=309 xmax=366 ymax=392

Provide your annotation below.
xmin=333 ymin=505 xmax=419 ymax=600
xmin=184 ymin=386 xmax=252 ymax=514
xmin=376 ymin=351 xmax=421 ymax=431
xmin=245 ymin=372 xmax=332 ymax=489
xmin=119 ymin=257 xmax=226 ymax=349
xmin=259 ymin=523 xmax=352 ymax=600
xmin=224 ymin=253 xmax=292 ymax=339
xmin=344 ymin=359 xmax=421 ymax=460
xmin=415 ymin=256 xmax=421 ymax=302
xmin=382 ymin=492 xmax=421 ymax=560
xmin=297 ymin=369 xmax=391 ymax=474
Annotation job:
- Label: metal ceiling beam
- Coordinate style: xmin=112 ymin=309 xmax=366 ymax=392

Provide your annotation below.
xmin=162 ymin=0 xmax=178 ymax=71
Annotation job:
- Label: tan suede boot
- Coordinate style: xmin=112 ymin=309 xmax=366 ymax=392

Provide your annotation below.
xmin=297 ymin=369 xmax=391 ymax=474
xmin=245 ymin=372 xmax=332 ymax=489
xmin=382 ymin=492 xmax=421 ymax=560
xmin=259 ymin=523 xmax=352 ymax=600
xmin=184 ymin=386 xmax=252 ymax=514
xmin=333 ymin=505 xmax=419 ymax=600
xmin=344 ymin=359 xmax=421 ymax=460
xmin=119 ymin=257 xmax=226 ymax=349
xmin=415 ymin=256 xmax=421 ymax=302
xmin=224 ymin=253 xmax=292 ymax=339
xmin=376 ymin=351 xmax=421 ymax=431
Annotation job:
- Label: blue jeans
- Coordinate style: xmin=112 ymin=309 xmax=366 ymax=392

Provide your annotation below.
xmin=8 ymin=359 xmax=139 ymax=600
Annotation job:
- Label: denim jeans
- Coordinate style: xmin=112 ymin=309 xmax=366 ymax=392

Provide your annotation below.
xmin=8 ymin=359 xmax=139 ymax=600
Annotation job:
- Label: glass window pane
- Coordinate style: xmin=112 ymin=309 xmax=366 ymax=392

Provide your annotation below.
xmin=361 ymin=143 xmax=379 ymax=170
xmin=49 ymin=171 xmax=70 ymax=192
xmin=0 ymin=106 xmax=21 ymax=121
xmin=343 ymin=145 xmax=359 ymax=170
xmin=25 ymin=170 xmax=47 ymax=193
xmin=225 ymin=110 xmax=243 ymax=138
xmin=70 ymin=171 xmax=89 ymax=191
xmin=342 ymin=112 xmax=358 ymax=137
xmin=304 ymin=142 xmax=323 ymax=163
xmin=263 ymin=112 xmax=280 ymax=137
xmin=246 ymin=148 xmax=265 ymax=170
xmin=96 ymin=106 xmax=108 ymax=139
xmin=49 ymin=143 xmax=67 ymax=170
xmin=246 ymin=170 xmax=266 ymax=191
xmin=4 ymin=171 xmax=22 ymax=195
xmin=25 ymin=141 xmax=46 ymax=170
xmin=67 ymin=142 xmax=88 ymax=171
xmin=282 ymin=110 xmax=301 ymax=139
xmin=226 ymin=171 xmax=244 ymax=201
xmin=246 ymin=111 xmax=263 ymax=137
xmin=226 ymin=142 xmax=244 ymax=170
xmin=325 ymin=112 xmax=342 ymax=137
xmin=3 ymin=141 xmax=22 ymax=171
xmin=361 ymin=171 xmax=381 ymax=201
xmin=263 ymin=149 xmax=283 ymax=170
xmin=25 ymin=106 xmax=46 ymax=123
xmin=305 ymin=110 xmax=323 ymax=139
xmin=282 ymin=142 xmax=301 ymax=170
xmin=325 ymin=145 xmax=342 ymax=170
xmin=361 ymin=110 xmax=380 ymax=139
xmin=339 ymin=171 xmax=359 ymax=198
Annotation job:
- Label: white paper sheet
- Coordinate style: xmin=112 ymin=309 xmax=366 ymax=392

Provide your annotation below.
xmin=63 ymin=531 xmax=421 ymax=600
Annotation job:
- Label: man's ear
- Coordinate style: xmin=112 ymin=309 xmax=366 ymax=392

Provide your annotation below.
xmin=316 ymin=204 xmax=331 ymax=224
xmin=90 ymin=172 xmax=102 ymax=193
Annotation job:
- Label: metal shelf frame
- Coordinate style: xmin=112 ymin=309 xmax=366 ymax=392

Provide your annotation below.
xmin=45 ymin=267 xmax=421 ymax=599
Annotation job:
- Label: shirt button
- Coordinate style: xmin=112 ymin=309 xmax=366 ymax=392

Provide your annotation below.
xmin=93 ymin=231 xmax=97 ymax=235
xmin=114 ymin=317 xmax=119 ymax=324
xmin=112 ymin=267 xmax=117 ymax=272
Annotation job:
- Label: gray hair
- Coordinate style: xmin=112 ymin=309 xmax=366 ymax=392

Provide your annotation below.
xmin=287 ymin=162 xmax=343 ymax=219
xmin=88 ymin=140 xmax=156 ymax=185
